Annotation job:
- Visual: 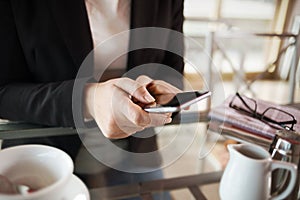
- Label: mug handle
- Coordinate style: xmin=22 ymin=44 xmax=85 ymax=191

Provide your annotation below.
xmin=270 ymin=160 xmax=297 ymax=200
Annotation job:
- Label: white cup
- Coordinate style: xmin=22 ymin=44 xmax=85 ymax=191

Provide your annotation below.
xmin=0 ymin=145 xmax=74 ymax=200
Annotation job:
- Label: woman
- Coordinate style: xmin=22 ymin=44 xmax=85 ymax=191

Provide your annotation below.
xmin=0 ymin=0 xmax=184 ymax=197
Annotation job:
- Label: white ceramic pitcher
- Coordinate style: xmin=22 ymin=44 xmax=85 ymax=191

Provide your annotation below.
xmin=219 ymin=143 xmax=297 ymax=200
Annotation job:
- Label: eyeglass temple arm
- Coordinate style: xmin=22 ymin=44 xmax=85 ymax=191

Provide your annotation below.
xmin=235 ymin=92 xmax=257 ymax=113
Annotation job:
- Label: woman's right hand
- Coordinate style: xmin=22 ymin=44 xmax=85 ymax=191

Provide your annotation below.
xmin=84 ymin=77 xmax=172 ymax=139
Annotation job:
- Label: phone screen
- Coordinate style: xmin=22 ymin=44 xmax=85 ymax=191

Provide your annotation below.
xmin=144 ymin=91 xmax=211 ymax=113
xmin=160 ymin=91 xmax=205 ymax=107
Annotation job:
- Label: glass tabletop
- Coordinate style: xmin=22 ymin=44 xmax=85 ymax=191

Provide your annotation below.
xmin=3 ymin=104 xmax=298 ymax=199
xmin=0 ymin=111 xmax=224 ymax=200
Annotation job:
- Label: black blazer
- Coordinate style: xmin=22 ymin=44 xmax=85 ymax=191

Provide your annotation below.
xmin=0 ymin=0 xmax=184 ymax=156
xmin=0 ymin=0 xmax=184 ymax=127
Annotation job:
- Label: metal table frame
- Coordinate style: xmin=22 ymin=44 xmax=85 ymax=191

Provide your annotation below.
xmin=89 ymin=171 xmax=223 ymax=200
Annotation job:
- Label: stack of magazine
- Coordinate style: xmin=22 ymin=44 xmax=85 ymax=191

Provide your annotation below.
xmin=208 ymin=95 xmax=300 ymax=144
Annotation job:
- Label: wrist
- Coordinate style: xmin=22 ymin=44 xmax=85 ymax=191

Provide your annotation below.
xmin=83 ymin=83 xmax=96 ymax=120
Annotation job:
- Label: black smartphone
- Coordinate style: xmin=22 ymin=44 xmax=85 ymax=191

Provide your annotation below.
xmin=144 ymin=90 xmax=211 ymax=113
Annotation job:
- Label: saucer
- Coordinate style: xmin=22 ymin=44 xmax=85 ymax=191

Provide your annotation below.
xmin=63 ymin=174 xmax=90 ymax=200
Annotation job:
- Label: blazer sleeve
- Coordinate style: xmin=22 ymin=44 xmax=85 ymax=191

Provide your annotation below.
xmin=0 ymin=0 xmax=78 ymax=127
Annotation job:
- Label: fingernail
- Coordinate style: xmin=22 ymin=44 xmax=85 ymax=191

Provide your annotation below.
xmin=165 ymin=118 xmax=172 ymax=124
xmin=164 ymin=113 xmax=172 ymax=117
xmin=144 ymin=94 xmax=155 ymax=102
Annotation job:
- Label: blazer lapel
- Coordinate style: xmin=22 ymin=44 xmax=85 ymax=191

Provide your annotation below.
xmin=48 ymin=0 xmax=93 ymax=68
xmin=130 ymin=0 xmax=159 ymax=28
xmin=127 ymin=0 xmax=160 ymax=70
xmin=50 ymin=0 xmax=160 ymax=71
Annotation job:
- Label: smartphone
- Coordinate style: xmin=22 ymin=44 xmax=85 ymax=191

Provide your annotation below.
xmin=144 ymin=90 xmax=211 ymax=113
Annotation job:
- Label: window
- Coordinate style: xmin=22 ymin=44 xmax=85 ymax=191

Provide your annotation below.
xmin=183 ymin=0 xmax=281 ymax=77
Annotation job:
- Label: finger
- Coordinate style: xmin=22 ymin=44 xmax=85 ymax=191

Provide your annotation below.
xmin=165 ymin=112 xmax=172 ymax=118
xmin=184 ymin=106 xmax=190 ymax=110
xmin=116 ymin=90 xmax=152 ymax=127
xmin=136 ymin=75 xmax=153 ymax=85
xmin=127 ymin=103 xmax=152 ymax=127
xmin=0 ymin=175 xmax=18 ymax=194
xmin=113 ymin=78 xmax=155 ymax=103
xmin=147 ymin=80 xmax=181 ymax=95
xmin=111 ymin=86 xmax=172 ymax=134
xmin=148 ymin=113 xmax=172 ymax=127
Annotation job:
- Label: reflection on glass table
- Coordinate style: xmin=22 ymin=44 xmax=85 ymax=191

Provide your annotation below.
xmin=0 ymin=111 xmax=223 ymax=200
xmin=1 ymin=103 xmax=298 ymax=199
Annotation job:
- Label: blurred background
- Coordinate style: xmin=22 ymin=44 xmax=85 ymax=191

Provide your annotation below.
xmin=182 ymin=0 xmax=299 ymax=104
xmin=160 ymin=0 xmax=300 ymax=199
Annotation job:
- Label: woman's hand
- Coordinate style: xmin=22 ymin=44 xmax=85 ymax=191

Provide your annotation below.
xmin=84 ymin=77 xmax=172 ymax=139
xmin=136 ymin=75 xmax=182 ymax=105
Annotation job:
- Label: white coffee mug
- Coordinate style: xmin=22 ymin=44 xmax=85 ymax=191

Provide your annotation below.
xmin=0 ymin=145 xmax=81 ymax=200
xmin=219 ymin=143 xmax=297 ymax=200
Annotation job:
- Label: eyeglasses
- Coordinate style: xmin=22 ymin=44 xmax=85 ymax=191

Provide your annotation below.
xmin=229 ymin=92 xmax=297 ymax=131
